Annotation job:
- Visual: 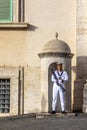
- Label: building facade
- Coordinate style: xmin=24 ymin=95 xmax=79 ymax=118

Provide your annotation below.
xmin=0 ymin=0 xmax=86 ymax=116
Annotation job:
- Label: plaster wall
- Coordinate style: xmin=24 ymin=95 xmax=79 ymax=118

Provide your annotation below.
xmin=77 ymin=0 xmax=87 ymax=79
xmin=0 ymin=0 xmax=76 ymax=113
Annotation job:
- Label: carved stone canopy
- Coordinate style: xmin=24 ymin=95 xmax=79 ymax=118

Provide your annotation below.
xmin=38 ymin=39 xmax=74 ymax=58
xmin=38 ymin=38 xmax=74 ymax=112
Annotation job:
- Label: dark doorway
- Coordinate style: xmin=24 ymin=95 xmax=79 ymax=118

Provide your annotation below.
xmin=48 ymin=62 xmax=61 ymax=112
xmin=48 ymin=62 xmax=71 ymax=112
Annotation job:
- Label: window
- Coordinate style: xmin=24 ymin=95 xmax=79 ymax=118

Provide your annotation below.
xmin=0 ymin=79 xmax=10 ymax=113
xmin=0 ymin=0 xmax=28 ymax=29
xmin=0 ymin=0 xmax=25 ymax=23
xmin=0 ymin=0 xmax=13 ymax=22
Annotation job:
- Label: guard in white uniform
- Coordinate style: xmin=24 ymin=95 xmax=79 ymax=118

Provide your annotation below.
xmin=51 ymin=63 xmax=68 ymax=114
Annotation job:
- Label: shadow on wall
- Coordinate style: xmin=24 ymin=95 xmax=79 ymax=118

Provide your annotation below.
xmin=70 ymin=56 xmax=87 ymax=79
xmin=0 ymin=24 xmax=38 ymax=31
xmin=77 ymin=56 xmax=87 ymax=80
xmin=71 ymin=66 xmax=77 ymax=75
xmin=28 ymin=24 xmax=38 ymax=31
xmin=73 ymin=80 xmax=84 ymax=112
xmin=73 ymin=56 xmax=87 ymax=112
xmin=41 ymin=94 xmax=47 ymax=112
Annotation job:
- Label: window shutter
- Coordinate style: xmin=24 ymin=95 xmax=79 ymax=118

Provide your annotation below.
xmin=0 ymin=0 xmax=13 ymax=22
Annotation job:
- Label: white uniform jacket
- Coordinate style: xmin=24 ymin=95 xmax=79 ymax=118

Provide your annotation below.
xmin=51 ymin=70 xmax=68 ymax=89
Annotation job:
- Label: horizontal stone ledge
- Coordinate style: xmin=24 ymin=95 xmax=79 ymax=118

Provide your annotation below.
xmin=0 ymin=23 xmax=29 ymax=29
xmin=38 ymin=52 xmax=74 ymax=59
xmin=36 ymin=112 xmax=76 ymax=119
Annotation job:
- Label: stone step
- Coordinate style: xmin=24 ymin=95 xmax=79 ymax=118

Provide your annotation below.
xmin=36 ymin=112 xmax=76 ymax=119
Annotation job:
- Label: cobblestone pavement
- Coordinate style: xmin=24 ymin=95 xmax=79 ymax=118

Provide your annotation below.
xmin=0 ymin=114 xmax=87 ymax=130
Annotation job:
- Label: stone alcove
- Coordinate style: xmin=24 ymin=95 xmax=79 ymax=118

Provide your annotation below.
xmin=38 ymin=36 xmax=74 ymax=113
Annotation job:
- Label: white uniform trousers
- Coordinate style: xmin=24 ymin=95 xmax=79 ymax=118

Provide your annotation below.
xmin=52 ymin=83 xmax=65 ymax=111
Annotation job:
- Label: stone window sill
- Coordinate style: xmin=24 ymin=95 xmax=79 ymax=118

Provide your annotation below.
xmin=0 ymin=23 xmax=29 ymax=29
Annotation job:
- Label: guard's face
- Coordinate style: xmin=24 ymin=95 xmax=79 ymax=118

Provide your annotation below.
xmin=57 ymin=65 xmax=63 ymax=71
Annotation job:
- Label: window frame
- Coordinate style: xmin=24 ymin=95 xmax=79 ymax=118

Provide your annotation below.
xmin=13 ymin=0 xmax=24 ymax=23
xmin=0 ymin=0 xmax=29 ymax=29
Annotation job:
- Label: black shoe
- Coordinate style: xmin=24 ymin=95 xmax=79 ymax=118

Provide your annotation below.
xmin=51 ymin=111 xmax=56 ymax=114
xmin=61 ymin=111 xmax=67 ymax=114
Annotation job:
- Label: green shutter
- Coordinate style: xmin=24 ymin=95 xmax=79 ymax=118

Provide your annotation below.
xmin=0 ymin=0 xmax=13 ymax=22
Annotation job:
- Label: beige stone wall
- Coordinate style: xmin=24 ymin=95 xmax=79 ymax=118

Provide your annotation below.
xmin=73 ymin=0 xmax=87 ymax=112
xmin=0 ymin=0 xmax=76 ymax=114
xmin=26 ymin=0 xmax=76 ymax=111
xmin=77 ymin=0 xmax=87 ymax=79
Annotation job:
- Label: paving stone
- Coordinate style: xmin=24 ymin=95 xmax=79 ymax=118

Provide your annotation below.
xmin=0 ymin=114 xmax=87 ymax=130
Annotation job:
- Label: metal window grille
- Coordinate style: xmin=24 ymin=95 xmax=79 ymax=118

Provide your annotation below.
xmin=0 ymin=79 xmax=10 ymax=113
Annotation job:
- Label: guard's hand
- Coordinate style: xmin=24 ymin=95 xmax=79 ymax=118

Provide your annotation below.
xmin=56 ymin=80 xmax=59 ymax=83
xmin=62 ymin=80 xmax=64 ymax=83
